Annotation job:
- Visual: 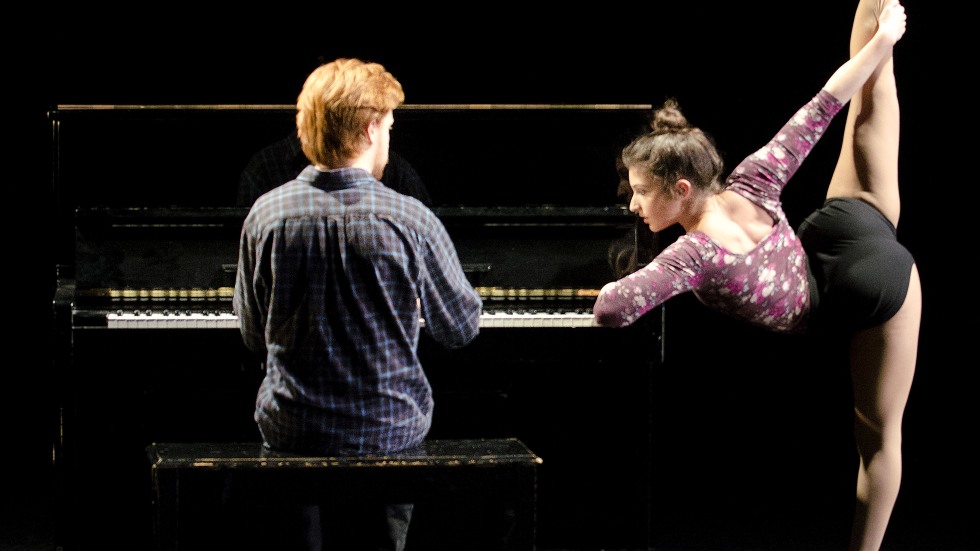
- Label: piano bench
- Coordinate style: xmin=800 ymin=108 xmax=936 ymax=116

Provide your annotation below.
xmin=146 ymin=438 xmax=542 ymax=551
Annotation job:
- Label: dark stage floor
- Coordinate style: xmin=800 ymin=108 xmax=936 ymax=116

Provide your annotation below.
xmin=2 ymin=462 xmax=972 ymax=551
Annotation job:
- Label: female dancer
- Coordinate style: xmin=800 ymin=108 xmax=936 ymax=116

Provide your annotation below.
xmin=593 ymin=2 xmax=917 ymax=550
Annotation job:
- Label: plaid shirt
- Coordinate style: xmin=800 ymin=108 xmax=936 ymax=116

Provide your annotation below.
xmin=234 ymin=166 xmax=481 ymax=454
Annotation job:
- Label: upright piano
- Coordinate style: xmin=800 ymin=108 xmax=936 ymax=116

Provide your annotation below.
xmin=51 ymin=104 xmax=664 ymax=550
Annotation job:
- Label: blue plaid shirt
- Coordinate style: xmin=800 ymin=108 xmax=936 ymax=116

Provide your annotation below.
xmin=234 ymin=166 xmax=482 ymax=454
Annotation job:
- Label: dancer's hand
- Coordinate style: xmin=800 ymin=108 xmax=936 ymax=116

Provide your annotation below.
xmin=877 ymin=0 xmax=907 ymax=47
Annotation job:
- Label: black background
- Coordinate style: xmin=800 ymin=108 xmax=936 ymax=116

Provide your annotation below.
xmin=7 ymin=2 xmax=974 ymax=550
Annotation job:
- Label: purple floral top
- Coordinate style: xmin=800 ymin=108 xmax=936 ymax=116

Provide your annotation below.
xmin=594 ymin=90 xmax=843 ymax=333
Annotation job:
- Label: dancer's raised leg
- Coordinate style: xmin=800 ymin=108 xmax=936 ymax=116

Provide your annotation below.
xmin=826 ymin=0 xmax=902 ymax=227
xmin=828 ymin=3 xmax=920 ymax=551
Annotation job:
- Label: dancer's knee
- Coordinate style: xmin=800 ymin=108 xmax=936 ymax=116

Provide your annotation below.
xmin=853 ymin=405 xmax=904 ymax=458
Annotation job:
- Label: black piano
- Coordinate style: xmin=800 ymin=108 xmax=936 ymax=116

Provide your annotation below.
xmin=51 ymin=103 xmax=664 ymax=550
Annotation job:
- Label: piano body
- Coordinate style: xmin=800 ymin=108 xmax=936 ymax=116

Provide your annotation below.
xmin=51 ymin=104 xmax=664 ymax=550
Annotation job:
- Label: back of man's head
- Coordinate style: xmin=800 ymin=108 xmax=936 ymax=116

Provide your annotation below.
xmin=296 ymin=58 xmax=405 ymax=169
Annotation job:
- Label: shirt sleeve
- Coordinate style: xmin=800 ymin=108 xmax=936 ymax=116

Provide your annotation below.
xmin=416 ymin=215 xmax=482 ymax=348
xmin=593 ymin=234 xmax=708 ymax=327
xmin=233 ymin=220 xmax=269 ymax=356
xmin=726 ymin=90 xmax=843 ymax=217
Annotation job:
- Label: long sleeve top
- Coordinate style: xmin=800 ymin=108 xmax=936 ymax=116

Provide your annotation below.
xmin=594 ymin=90 xmax=843 ymax=334
xmin=234 ymin=166 xmax=482 ymax=454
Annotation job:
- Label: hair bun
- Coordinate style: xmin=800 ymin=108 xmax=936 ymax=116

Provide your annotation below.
xmin=650 ymin=98 xmax=691 ymax=135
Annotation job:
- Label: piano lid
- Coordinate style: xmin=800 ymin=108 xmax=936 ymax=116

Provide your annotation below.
xmin=51 ymin=103 xmax=652 ymax=270
xmin=52 ymin=104 xmax=654 ymax=288
xmin=50 ymin=103 xmax=651 ymax=210
xmin=391 ymin=104 xmax=652 ymax=208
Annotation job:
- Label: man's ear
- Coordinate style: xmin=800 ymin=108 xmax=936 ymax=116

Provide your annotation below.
xmin=365 ymin=118 xmax=379 ymax=145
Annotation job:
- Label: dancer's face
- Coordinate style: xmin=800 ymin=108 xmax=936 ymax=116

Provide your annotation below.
xmin=628 ymin=168 xmax=682 ymax=232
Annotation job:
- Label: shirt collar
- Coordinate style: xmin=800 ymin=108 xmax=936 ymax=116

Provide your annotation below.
xmin=297 ymin=165 xmax=376 ymax=192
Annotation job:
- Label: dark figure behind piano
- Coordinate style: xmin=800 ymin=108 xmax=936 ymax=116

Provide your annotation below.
xmin=237 ymin=132 xmax=432 ymax=207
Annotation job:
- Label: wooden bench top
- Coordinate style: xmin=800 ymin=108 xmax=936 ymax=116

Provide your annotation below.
xmin=147 ymin=438 xmax=543 ymax=470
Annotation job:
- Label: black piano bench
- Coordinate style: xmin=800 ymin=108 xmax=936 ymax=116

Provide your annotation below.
xmin=146 ymin=438 xmax=542 ymax=551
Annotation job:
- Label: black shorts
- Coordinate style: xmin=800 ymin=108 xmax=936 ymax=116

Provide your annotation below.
xmin=797 ymin=197 xmax=914 ymax=333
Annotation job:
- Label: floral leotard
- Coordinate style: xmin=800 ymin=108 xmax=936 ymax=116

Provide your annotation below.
xmin=593 ymin=90 xmax=843 ymax=333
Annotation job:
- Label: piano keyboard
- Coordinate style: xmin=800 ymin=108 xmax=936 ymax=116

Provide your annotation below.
xmin=476 ymin=311 xmax=596 ymax=328
xmin=105 ymin=310 xmax=598 ymax=329
xmin=107 ymin=311 xmax=239 ymax=329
